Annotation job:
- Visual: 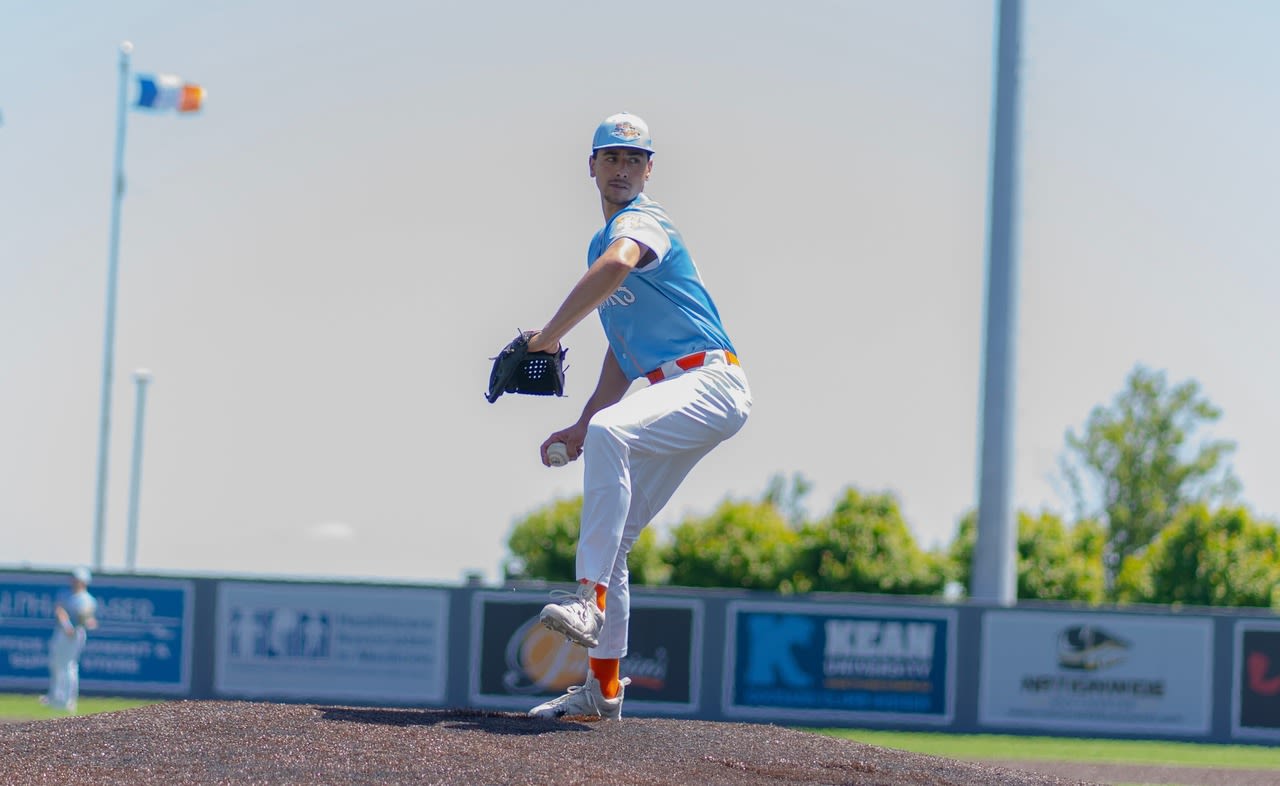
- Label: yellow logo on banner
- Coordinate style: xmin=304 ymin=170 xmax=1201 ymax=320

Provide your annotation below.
xmin=507 ymin=616 xmax=588 ymax=692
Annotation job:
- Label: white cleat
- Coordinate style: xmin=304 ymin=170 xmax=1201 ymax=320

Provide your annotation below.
xmin=539 ymin=584 xmax=605 ymax=649
xmin=528 ymin=673 xmax=630 ymax=720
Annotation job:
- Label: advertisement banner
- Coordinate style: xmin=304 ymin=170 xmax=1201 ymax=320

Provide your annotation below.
xmin=214 ymin=582 xmax=448 ymax=704
xmin=469 ymin=591 xmax=701 ymax=714
xmin=979 ymin=610 xmax=1212 ymax=735
xmin=724 ymin=601 xmax=955 ymax=724
xmin=1232 ymin=621 xmax=1280 ymax=741
xmin=0 ymin=573 xmax=193 ymax=694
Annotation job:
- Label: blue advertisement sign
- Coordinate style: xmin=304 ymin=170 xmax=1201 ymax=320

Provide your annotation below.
xmin=0 ymin=573 xmax=193 ymax=694
xmin=725 ymin=600 xmax=955 ymax=724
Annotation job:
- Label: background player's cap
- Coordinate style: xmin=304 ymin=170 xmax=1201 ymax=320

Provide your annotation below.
xmin=72 ymin=566 xmax=92 ymax=585
xmin=591 ymin=112 xmax=654 ymax=154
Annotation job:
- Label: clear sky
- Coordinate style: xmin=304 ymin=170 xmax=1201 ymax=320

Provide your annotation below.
xmin=2 ymin=1 xmax=1276 ymax=585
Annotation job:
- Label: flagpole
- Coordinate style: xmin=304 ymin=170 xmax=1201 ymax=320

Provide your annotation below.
xmin=92 ymin=40 xmax=133 ymax=572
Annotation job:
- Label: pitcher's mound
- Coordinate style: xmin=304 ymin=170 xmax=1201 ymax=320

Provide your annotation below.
xmin=0 ymin=700 xmax=1102 ymax=785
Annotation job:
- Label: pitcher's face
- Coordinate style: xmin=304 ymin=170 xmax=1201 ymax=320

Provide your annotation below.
xmin=590 ymin=147 xmax=652 ymax=207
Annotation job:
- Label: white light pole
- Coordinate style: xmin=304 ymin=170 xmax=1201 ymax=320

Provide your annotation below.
xmin=125 ymin=368 xmax=153 ymax=573
xmin=972 ymin=0 xmax=1023 ymax=605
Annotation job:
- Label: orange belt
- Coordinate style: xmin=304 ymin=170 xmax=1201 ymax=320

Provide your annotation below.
xmin=645 ymin=350 xmax=739 ymax=384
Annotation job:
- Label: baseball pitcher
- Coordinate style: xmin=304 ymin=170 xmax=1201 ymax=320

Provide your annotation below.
xmin=515 ymin=112 xmax=752 ymax=720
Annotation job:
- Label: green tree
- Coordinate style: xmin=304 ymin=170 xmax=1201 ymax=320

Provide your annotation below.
xmin=762 ymin=472 xmax=813 ymax=526
xmin=504 ymin=496 xmax=581 ymax=581
xmin=666 ymin=497 xmax=799 ymax=590
xmin=505 ymin=495 xmax=671 ymax=585
xmin=1062 ymin=365 xmax=1239 ymax=577
xmin=627 ymin=526 xmax=671 ymax=586
xmin=1113 ymin=504 xmax=1280 ymax=608
xmin=792 ymin=487 xmax=945 ymax=595
xmin=950 ymin=509 xmax=1106 ymax=602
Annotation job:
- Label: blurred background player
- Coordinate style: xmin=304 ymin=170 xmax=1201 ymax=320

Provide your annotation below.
xmin=524 ymin=112 xmax=752 ymax=719
xmin=42 ymin=567 xmax=98 ymax=713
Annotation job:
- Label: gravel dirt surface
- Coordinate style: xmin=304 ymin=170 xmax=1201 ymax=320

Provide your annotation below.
xmin=0 ymin=701 xmax=1270 ymax=786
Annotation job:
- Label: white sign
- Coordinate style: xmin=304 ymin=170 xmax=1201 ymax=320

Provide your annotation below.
xmin=214 ymin=582 xmax=448 ymax=703
xmin=979 ymin=610 xmax=1212 ymax=735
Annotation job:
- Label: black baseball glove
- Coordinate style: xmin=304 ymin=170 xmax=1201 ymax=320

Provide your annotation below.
xmin=485 ymin=330 xmax=568 ymax=403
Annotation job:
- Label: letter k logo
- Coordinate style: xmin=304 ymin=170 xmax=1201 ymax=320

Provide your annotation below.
xmin=744 ymin=614 xmax=816 ymax=688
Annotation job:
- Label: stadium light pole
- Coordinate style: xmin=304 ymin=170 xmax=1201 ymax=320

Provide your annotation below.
xmin=91 ymin=40 xmax=134 ymax=572
xmin=971 ymin=0 xmax=1023 ymax=605
xmin=125 ymin=368 xmax=153 ymax=573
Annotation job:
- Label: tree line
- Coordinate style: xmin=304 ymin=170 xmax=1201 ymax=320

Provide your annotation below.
xmin=504 ymin=366 xmax=1280 ymax=608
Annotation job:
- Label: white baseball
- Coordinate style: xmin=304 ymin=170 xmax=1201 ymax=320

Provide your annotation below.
xmin=547 ymin=442 xmax=569 ymax=467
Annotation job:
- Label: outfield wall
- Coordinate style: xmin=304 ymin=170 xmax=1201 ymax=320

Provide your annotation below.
xmin=2 ymin=570 xmax=1278 ymax=745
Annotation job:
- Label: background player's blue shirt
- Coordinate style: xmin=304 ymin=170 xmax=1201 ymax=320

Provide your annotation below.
xmin=590 ymin=194 xmax=735 ymax=380
xmin=55 ymin=589 xmax=97 ymax=631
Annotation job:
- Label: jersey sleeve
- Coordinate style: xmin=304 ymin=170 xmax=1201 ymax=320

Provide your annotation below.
xmin=607 ymin=210 xmax=671 ymax=265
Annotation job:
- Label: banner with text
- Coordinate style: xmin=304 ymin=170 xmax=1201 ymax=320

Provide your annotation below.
xmin=0 ymin=572 xmax=193 ymax=694
xmin=980 ymin=610 xmax=1213 ymax=735
xmin=214 ymin=582 xmax=448 ymax=704
xmin=1232 ymin=620 xmax=1280 ymax=741
xmin=469 ymin=591 xmax=701 ymax=714
xmin=724 ymin=601 xmax=955 ymax=724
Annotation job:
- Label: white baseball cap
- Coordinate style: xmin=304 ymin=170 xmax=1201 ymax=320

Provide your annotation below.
xmin=72 ymin=567 xmax=92 ymax=585
xmin=591 ymin=112 xmax=654 ymax=154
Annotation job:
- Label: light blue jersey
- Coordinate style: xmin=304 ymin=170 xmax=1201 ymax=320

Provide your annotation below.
xmin=591 ymin=194 xmax=735 ymax=380
xmin=57 ymin=589 xmax=97 ymax=630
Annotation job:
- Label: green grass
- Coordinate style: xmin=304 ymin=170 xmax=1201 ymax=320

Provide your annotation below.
xmin=0 ymin=693 xmax=158 ymax=722
xmin=807 ymin=728 xmax=1280 ymax=770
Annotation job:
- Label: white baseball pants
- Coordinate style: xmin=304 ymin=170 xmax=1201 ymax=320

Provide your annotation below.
xmin=46 ymin=627 xmax=87 ymax=710
xmin=577 ymin=351 xmax=751 ymax=659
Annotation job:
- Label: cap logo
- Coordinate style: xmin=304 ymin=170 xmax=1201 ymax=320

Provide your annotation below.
xmin=610 ymin=121 xmax=643 ymax=142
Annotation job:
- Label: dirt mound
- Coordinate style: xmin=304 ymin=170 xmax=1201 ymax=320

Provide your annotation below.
xmin=0 ymin=700 xmax=1103 ymax=785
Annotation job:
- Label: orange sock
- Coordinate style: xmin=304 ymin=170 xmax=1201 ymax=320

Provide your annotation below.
xmin=581 ymin=581 xmax=617 ymax=698
xmin=590 ymin=657 xmax=620 ymax=699
xmin=578 ymin=578 xmax=607 ymax=611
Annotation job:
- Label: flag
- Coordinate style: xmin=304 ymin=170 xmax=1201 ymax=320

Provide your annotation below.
xmin=135 ymin=74 xmax=205 ymax=113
